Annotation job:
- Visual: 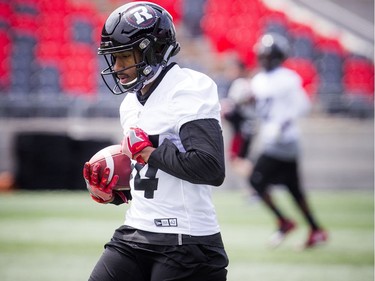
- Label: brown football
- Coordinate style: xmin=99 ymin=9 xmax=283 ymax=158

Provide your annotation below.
xmin=88 ymin=144 xmax=132 ymax=190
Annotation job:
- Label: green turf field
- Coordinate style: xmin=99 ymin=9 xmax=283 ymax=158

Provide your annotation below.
xmin=0 ymin=189 xmax=373 ymax=281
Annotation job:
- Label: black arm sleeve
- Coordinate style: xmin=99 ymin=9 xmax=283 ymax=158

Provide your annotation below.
xmin=109 ymin=190 xmax=132 ymax=205
xmin=147 ymin=118 xmax=225 ymax=186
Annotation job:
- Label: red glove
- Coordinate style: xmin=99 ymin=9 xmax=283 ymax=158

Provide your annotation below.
xmin=83 ymin=162 xmax=119 ymax=204
xmin=122 ymin=127 xmax=153 ymax=164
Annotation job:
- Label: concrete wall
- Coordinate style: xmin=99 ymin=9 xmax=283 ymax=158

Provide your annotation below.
xmin=0 ymin=115 xmax=373 ymax=190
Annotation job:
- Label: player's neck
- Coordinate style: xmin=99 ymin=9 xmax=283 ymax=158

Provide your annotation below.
xmin=140 ymin=83 xmax=153 ymax=95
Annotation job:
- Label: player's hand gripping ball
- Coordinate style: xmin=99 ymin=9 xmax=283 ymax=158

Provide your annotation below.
xmin=122 ymin=127 xmax=153 ymax=164
xmin=83 ymin=144 xmax=132 ymax=204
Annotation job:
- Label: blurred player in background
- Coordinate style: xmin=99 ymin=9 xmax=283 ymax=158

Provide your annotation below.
xmin=221 ymin=60 xmax=258 ymax=203
xmin=248 ymin=33 xmax=328 ymax=249
xmin=83 ymin=2 xmax=228 ymax=280
xmin=222 ymin=60 xmax=257 ymax=172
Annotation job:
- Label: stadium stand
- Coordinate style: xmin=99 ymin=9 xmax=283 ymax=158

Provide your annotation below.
xmin=0 ymin=0 xmax=373 ymax=118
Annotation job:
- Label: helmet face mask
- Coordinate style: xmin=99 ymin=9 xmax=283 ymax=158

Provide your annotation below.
xmin=101 ymin=53 xmax=143 ymax=95
xmin=100 ymin=38 xmax=153 ymax=94
xmin=255 ymin=33 xmax=290 ymax=72
xmin=98 ymin=2 xmax=180 ymax=94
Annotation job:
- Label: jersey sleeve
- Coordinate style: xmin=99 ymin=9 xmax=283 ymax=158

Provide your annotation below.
xmin=227 ymin=78 xmax=252 ymax=104
xmin=148 ymin=118 xmax=225 ymax=186
xmin=170 ymin=70 xmax=222 ymax=132
xmin=283 ymin=72 xmax=311 ymax=120
xmin=261 ymin=69 xmax=311 ymax=126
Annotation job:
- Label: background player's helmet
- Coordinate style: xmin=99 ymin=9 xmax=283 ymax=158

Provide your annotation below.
xmin=254 ymin=33 xmax=290 ymax=71
xmin=98 ymin=1 xmax=180 ymax=94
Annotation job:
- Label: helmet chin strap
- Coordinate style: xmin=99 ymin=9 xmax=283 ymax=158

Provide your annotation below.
xmin=143 ymin=66 xmax=162 ymax=86
xmin=114 ymin=44 xmax=176 ymax=93
xmin=143 ymin=45 xmax=174 ymax=86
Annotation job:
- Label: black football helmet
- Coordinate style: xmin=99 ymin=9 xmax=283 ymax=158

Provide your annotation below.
xmin=98 ymin=1 xmax=180 ymax=94
xmin=254 ymin=33 xmax=290 ymax=71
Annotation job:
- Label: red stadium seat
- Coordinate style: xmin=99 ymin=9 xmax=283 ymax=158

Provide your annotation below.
xmin=11 ymin=13 xmax=39 ymax=36
xmin=343 ymin=56 xmax=374 ymax=97
xmin=0 ymin=2 xmax=12 ymax=28
xmin=315 ymin=35 xmax=346 ymax=56
xmin=38 ymin=12 xmax=67 ymax=43
xmin=38 ymin=0 xmax=71 ymax=13
xmin=0 ymin=30 xmax=11 ymax=91
xmin=284 ymin=58 xmax=319 ymax=98
xmin=60 ymin=43 xmax=98 ymax=95
xmin=35 ymin=41 xmax=62 ymax=61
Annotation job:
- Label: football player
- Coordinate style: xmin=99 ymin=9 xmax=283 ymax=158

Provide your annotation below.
xmin=222 ymin=60 xmax=257 ymax=161
xmin=248 ymin=33 xmax=328 ymax=249
xmin=83 ymin=2 xmax=228 ymax=280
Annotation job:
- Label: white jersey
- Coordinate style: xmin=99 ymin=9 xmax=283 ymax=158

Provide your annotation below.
xmin=119 ymin=64 xmax=222 ymax=236
xmin=250 ymin=67 xmax=311 ymax=160
xmin=227 ymin=77 xmax=258 ymax=136
xmin=227 ymin=77 xmax=252 ymax=104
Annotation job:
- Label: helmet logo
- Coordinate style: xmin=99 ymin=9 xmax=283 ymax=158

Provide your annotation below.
xmin=125 ymin=5 xmax=157 ymax=29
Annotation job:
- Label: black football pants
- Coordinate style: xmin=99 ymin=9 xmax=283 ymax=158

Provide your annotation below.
xmin=89 ymin=241 xmax=228 ymax=281
xmin=249 ymin=154 xmax=304 ymax=201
